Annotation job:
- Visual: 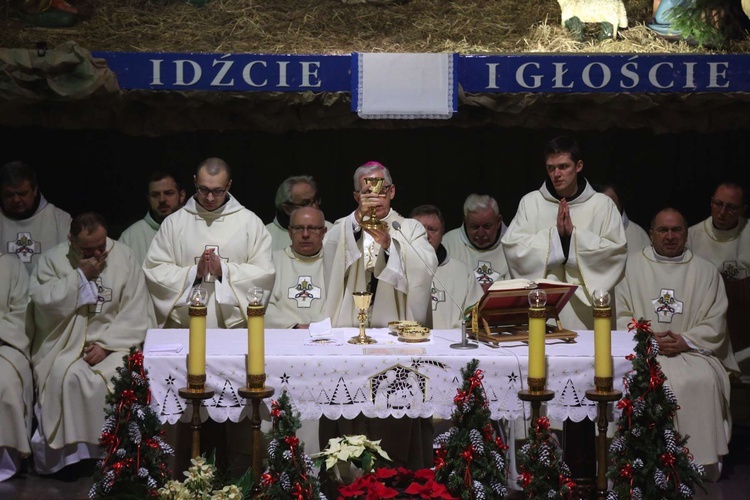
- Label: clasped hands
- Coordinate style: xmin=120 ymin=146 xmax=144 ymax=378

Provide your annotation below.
xmin=83 ymin=343 xmax=110 ymax=366
xmin=197 ymin=248 xmax=222 ymax=280
xmin=557 ymin=198 xmax=573 ymax=237
xmin=653 ymin=330 xmax=690 ymax=357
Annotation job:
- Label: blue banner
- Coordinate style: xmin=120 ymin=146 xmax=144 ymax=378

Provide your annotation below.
xmin=95 ymin=51 xmax=750 ymax=94
xmin=459 ymin=54 xmax=750 ymax=93
xmin=94 ymin=52 xmax=351 ymax=92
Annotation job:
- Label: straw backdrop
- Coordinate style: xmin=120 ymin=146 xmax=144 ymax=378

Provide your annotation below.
xmin=2 ymin=0 xmax=749 ymax=54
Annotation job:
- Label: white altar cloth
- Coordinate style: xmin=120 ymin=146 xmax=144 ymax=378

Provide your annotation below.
xmin=144 ymin=329 xmax=635 ymax=425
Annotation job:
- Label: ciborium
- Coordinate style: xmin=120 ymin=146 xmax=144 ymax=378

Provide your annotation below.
xmin=349 ymin=291 xmax=377 ymax=344
xmin=360 ymin=177 xmax=387 ymax=230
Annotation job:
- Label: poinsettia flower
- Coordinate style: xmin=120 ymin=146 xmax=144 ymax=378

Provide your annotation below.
xmin=374 ymin=467 xmax=399 ymax=479
xmin=413 ymin=468 xmax=434 ymax=482
xmin=403 ymin=479 xmax=457 ymax=499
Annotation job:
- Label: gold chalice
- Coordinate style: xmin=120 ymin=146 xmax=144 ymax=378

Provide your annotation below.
xmin=360 ymin=177 xmax=387 ymax=230
xmin=349 ymin=291 xmax=377 ymax=344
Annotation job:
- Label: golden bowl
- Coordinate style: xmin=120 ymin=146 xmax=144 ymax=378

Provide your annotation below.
xmin=388 ymin=320 xmax=421 ymax=334
xmin=398 ymin=326 xmax=431 ymax=342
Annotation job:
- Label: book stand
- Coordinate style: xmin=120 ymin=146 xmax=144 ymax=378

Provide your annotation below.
xmin=469 ymin=283 xmax=578 ymax=344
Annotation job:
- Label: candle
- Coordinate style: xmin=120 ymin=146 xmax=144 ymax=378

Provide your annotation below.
xmin=188 ymin=286 xmax=208 ymax=378
xmin=592 ymin=289 xmax=613 ymax=379
xmin=527 ymin=289 xmax=547 ymax=382
xmin=247 ymin=287 xmax=266 ymax=377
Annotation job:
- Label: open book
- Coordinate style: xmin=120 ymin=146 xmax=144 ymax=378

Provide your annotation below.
xmin=476 ymin=278 xmax=578 ymax=328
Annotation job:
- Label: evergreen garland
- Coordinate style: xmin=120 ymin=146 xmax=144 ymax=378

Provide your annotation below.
xmin=516 ymin=416 xmax=575 ymax=499
xmin=607 ymin=318 xmax=704 ymax=499
xmin=434 ymin=359 xmax=508 ymax=499
xmin=667 ymin=0 xmax=743 ymax=48
xmin=257 ymin=389 xmax=325 ymax=499
xmin=90 ymin=347 xmax=173 ymax=499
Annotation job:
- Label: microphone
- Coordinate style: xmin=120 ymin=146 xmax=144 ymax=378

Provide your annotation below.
xmin=391 ymin=221 xmax=477 ymax=350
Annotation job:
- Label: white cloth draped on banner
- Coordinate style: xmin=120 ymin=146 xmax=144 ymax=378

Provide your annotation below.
xmin=353 ymin=52 xmax=456 ymax=119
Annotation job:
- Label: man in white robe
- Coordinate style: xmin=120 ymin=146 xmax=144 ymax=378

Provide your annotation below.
xmin=688 ymin=182 xmax=750 ymax=372
xmin=266 ymin=175 xmax=332 ymax=253
xmin=616 ymin=208 xmax=739 ymax=479
xmin=599 ymin=183 xmax=650 ymax=255
xmin=266 ymin=207 xmax=328 ymax=329
xmin=30 ymin=212 xmax=150 ymax=474
xmin=323 ymin=162 xmax=436 ymax=328
xmin=442 ymin=194 xmax=509 ymax=292
xmin=144 ymin=158 xmax=275 ymax=328
xmin=321 ymin=161 xmax=436 ymax=470
xmin=501 ymin=136 xmax=626 ymax=330
xmin=0 ymin=253 xmax=32 ymax=481
xmin=411 ymin=204 xmax=483 ymax=330
xmin=1 ymin=161 xmax=71 ymax=273
xmin=119 ymin=171 xmax=186 ymax=264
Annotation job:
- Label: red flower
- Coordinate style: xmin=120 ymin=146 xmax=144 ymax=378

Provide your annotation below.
xmin=374 ymin=467 xmax=399 ymax=480
xmin=404 ymin=479 xmax=458 ymax=499
xmin=625 ymin=354 xmax=635 ymax=361
xmin=414 ymin=468 xmax=434 ymax=482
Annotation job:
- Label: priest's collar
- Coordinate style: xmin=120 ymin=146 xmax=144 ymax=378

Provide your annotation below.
xmin=286 ymin=246 xmax=322 ymax=262
xmin=650 ymin=246 xmax=691 ymax=263
xmin=707 ymin=216 xmax=746 ymax=241
xmin=186 ymin=194 xmax=243 ymax=217
xmin=144 ymin=211 xmax=161 ymax=231
xmin=544 ymin=176 xmax=587 ymax=202
xmin=436 ymin=243 xmax=448 ymax=266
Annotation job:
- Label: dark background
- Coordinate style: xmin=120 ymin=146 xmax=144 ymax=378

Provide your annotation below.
xmin=1 ymin=125 xmax=748 ymax=237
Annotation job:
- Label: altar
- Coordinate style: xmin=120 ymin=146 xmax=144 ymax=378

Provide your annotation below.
xmin=143 ymin=328 xmax=634 ymax=426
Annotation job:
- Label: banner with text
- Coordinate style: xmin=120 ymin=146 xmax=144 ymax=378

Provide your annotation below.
xmin=95 ymin=52 xmax=750 ymax=93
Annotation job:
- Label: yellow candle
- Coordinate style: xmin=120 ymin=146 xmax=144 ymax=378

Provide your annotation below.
xmin=188 ymin=305 xmax=207 ymax=376
xmin=247 ymin=305 xmax=265 ymax=376
xmin=593 ymin=308 xmax=613 ymax=379
xmin=528 ymin=307 xmax=547 ymax=380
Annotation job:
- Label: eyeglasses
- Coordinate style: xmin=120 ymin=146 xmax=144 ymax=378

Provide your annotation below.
xmin=195 ymin=185 xmax=228 ymax=197
xmin=284 ymin=198 xmax=319 ymax=208
xmin=711 ymin=199 xmax=743 ymax=214
xmin=289 ymin=225 xmax=325 ymax=235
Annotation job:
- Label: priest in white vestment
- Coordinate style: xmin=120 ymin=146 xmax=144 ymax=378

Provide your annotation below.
xmin=688 ymin=182 xmax=750 ymax=373
xmin=0 ymin=253 xmax=33 ymax=481
xmin=266 ymin=207 xmax=328 ymax=329
xmin=411 ymin=204 xmax=484 ymax=329
xmin=323 ymin=162 xmax=436 ymax=328
xmin=265 ymin=175 xmax=332 ymax=252
xmin=144 ymin=158 xmax=275 ymax=328
xmin=616 ymin=208 xmax=739 ymax=480
xmin=1 ymin=161 xmax=71 ymax=273
xmin=501 ymin=136 xmax=626 ymax=330
xmin=119 ymin=171 xmax=186 ymax=264
xmin=320 ymin=161 xmax=436 ymax=470
xmin=442 ymin=194 xmax=509 ymax=292
xmin=29 ymin=213 xmax=151 ymax=474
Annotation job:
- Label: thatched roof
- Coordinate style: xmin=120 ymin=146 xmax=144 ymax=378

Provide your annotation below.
xmin=2 ymin=0 xmax=750 ymax=135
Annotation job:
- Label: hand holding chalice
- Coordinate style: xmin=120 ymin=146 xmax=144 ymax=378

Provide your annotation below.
xmin=359 ymin=177 xmax=387 ymax=231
